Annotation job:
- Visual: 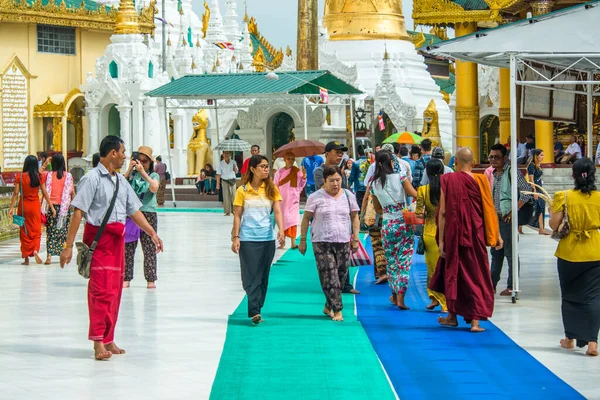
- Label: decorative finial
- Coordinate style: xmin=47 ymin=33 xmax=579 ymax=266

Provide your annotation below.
xmin=177 ymin=0 xmax=184 ymax=15
xmin=114 ymin=0 xmax=140 ymax=35
xmin=181 ymin=33 xmax=187 ymax=46
xmin=238 ymin=62 xmax=244 ymax=70
xmin=167 ymin=31 xmax=172 ymax=46
xmin=196 ymin=34 xmax=201 ymax=48
xmin=191 ymin=56 xmax=197 ymax=70
xmin=231 ymin=55 xmax=237 ymax=62
xmin=243 ymin=0 xmax=249 ymax=23
xmin=215 ymin=57 xmax=221 ymax=67
xmin=212 ymin=63 xmax=217 ymax=73
xmin=383 ymin=44 xmax=389 ymax=61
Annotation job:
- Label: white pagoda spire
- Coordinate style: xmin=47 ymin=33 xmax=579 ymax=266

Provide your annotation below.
xmin=239 ymin=20 xmax=254 ymax=71
xmin=223 ymin=0 xmax=241 ymax=44
xmin=204 ymin=0 xmax=227 ymax=44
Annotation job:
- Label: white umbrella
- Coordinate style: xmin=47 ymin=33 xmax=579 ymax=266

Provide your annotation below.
xmin=213 ymin=139 xmax=252 ymax=152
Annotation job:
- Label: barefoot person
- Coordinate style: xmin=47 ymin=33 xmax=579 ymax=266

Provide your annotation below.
xmin=8 ymin=155 xmax=56 ymax=265
xmin=431 ymin=148 xmax=502 ymax=332
xmin=60 ymin=136 xmax=164 ymax=360
xmin=299 ymin=166 xmax=360 ymax=322
xmin=369 ymin=151 xmax=418 ymax=310
xmin=549 ymin=158 xmax=600 ymax=356
xmin=274 ymin=152 xmax=306 ymax=249
xmin=231 ymin=155 xmax=284 ymax=325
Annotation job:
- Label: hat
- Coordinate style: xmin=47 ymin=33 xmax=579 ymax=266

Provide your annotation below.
xmin=432 ymin=147 xmax=445 ymax=159
xmin=381 ymin=143 xmax=394 ymax=153
xmin=138 ymin=146 xmax=154 ymax=161
xmin=325 ymin=141 xmax=348 ymax=152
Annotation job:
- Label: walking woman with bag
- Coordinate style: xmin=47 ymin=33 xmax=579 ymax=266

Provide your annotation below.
xmin=9 ymin=155 xmax=56 ymax=265
xmin=299 ymin=165 xmax=360 ymax=322
xmin=415 ymin=159 xmax=447 ymax=312
xmin=370 ymin=151 xmax=418 ymax=310
xmin=42 ymin=153 xmax=75 ymax=265
xmin=549 ymin=158 xmax=600 ymax=356
xmin=123 ymin=146 xmax=160 ymax=289
xmin=231 ymin=155 xmax=284 ymax=325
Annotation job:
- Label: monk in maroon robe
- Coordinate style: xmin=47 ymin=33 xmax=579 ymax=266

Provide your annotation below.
xmin=430 ymin=148 xmax=503 ymax=332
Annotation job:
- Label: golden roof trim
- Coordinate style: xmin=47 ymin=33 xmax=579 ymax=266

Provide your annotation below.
xmin=33 ymin=88 xmax=82 ymax=117
xmin=412 ymin=0 xmax=523 ymax=26
xmin=247 ymin=16 xmax=283 ymax=70
xmin=0 ymin=0 xmax=155 ymax=34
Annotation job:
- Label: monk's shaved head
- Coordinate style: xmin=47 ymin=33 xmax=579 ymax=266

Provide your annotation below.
xmin=455 ymin=147 xmax=474 ymax=166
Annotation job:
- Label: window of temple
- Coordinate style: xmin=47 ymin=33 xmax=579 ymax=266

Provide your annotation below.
xmin=148 ymin=62 xmax=154 ymax=78
xmin=109 ymin=61 xmax=119 ymax=78
xmin=37 ymin=25 xmax=76 ymax=55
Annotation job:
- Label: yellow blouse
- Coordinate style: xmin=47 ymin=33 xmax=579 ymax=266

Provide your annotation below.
xmin=416 ymin=185 xmax=438 ymax=237
xmin=552 ymin=189 xmax=600 ymax=262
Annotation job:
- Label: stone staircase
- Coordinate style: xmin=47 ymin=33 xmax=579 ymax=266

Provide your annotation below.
xmin=541 ymin=167 xmax=577 ymax=196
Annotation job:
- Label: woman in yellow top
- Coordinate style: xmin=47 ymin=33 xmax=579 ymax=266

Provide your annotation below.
xmin=549 ymin=158 xmax=600 ymax=357
xmin=415 ymin=159 xmax=447 ymax=312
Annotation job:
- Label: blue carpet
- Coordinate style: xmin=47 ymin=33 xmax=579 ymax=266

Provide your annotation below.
xmin=357 ymin=236 xmax=584 ymax=399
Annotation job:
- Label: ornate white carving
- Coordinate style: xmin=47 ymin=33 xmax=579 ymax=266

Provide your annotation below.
xmin=375 ymin=57 xmax=417 ymax=131
xmin=205 ymin=0 xmax=227 ymax=44
xmin=319 ymin=51 xmax=358 ymax=85
xmin=479 ymin=65 xmax=500 ymax=107
xmin=223 ymin=0 xmax=241 ymax=44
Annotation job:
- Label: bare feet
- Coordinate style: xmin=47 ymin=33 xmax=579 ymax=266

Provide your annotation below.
xmin=375 ymin=274 xmax=388 ymax=285
xmin=438 ymin=314 xmax=458 ymax=327
xmin=251 ymin=314 xmax=262 ymax=325
xmin=332 ymin=311 xmax=343 ymax=321
xmin=147 ymin=282 xmax=156 ymax=289
xmin=123 ymin=281 xmax=130 ymax=288
xmin=93 ymin=341 xmax=112 ymax=360
xmin=105 ymin=342 xmax=126 ymax=355
xmin=349 ymin=288 xmax=360 ymax=295
xmin=587 ymin=342 xmax=598 ymax=356
xmin=560 ymin=338 xmax=575 ymax=349
xmin=389 ymin=293 xmax=397 ymax=305
xmin=21 ymin=257 xmax=29 ymax=266
xmin=278 ymin=244 xmax=286 ymax=250
xmin=44 ymin=256 xmax=51 ymax=265
xmin=426 ymin=300 xmax=440 ymax=310
xmin=539 ymin=231 xmax=550 ymax=235
xmin=323 ymin=307 xmax=334 ymax=317
xmin=518 ymin=227 xmax=524 ymax=234
xmin=470 ymin=320 xmax=486 ymax=332
xmin=396 ymin=293 xmax=410 ymax=310
xmin=33 ymin=252 xmax=42 ymax=265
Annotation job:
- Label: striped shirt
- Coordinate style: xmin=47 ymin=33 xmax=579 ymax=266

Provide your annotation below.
xmin=234 ymin=183 xmax=282 ymax=241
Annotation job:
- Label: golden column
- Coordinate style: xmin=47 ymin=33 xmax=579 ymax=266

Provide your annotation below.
xmin=531 ymin=0 xmax=555 ymax=162
xmin=296 ymin=0 xmax=319 ymax=70
xmin=454 ymin=23 xmax=480 ymax=162
xmin=499 ymin=68 xmax=511 ymax=144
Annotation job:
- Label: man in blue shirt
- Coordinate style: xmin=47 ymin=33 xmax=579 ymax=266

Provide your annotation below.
xmin=301 ymin=154 xmax=324 ymax=196
xmin=349 ymin=145 xmax=368 ymax=210
xmin=400 ymin=146 xmax=416 ymax=176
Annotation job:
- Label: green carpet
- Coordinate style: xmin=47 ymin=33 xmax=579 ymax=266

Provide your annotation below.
xmin=210 ymin=240 xmax=396 ymax=400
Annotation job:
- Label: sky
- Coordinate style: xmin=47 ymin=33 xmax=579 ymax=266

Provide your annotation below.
xmin=192 ymin=0 xmax=416 ymax=52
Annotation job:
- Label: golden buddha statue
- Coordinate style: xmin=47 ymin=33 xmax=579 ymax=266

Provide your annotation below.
xmin=422 ymin=99 xmax=442 ymax=149
xmin=188 ymin=109 xmax=213 ymax=176
xmin=52 ymin=117 xmax=62 ymax=152
xmin=323 ymin=0 xmax=410 ymax=41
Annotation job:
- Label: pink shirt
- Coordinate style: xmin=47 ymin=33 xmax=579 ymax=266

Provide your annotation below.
xmin=305 ymin=189 xmax=360 ymax=243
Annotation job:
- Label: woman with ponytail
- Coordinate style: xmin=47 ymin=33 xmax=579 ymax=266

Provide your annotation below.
xmin=550 ymin=157 xmax=600 ymax=356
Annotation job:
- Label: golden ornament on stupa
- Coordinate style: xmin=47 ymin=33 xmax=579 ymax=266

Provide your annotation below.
xmin=114 ymin=0 xmax=140 ymax=34
xmin=323 ymin=0 xmax=409 ymax=41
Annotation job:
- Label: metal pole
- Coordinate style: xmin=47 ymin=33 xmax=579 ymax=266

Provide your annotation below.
xmin=161 ymin=0 xmax=167 ymax=71
xmin=349 ymin=96 xmax=357 ymax=160
xmin=587 ymin=71 xmax=594 ymax=159
xmin=163 ymin=101 xmax=177 ymax=207
xmin=509 ymin=53 xmax=519 ymax=301
xmin=303 ymin=95 xmax=308 ymax=140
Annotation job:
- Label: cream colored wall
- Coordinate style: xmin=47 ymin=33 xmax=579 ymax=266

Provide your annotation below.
xmin=0 ymin=22 xmax=111 ymax=168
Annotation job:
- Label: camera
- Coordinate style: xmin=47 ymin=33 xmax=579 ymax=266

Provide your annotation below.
xmin=132 ymin=151 xmax=140 ymax=161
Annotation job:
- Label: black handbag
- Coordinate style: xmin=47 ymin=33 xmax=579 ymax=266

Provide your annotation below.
xmin=75 ymin=176 xmax=120 ymax=279
xmin=416 ymin=236 xmax=425 ymax=255
xmin=517 ymin=201 xmax=534 ymax=226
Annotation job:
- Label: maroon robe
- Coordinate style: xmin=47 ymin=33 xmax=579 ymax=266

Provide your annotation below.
xmin=430 ymin=172 xmax=495 ymax=321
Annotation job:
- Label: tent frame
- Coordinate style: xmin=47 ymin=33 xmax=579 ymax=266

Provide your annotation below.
xmin=156 ymin=90 xmax=361 ymax=208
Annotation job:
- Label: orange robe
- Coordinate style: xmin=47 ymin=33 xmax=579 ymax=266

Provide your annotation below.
xmin=430 ymin=172 xmax=498 ymax=321
xmin=17 ymin=173 xmax=45 ymax=258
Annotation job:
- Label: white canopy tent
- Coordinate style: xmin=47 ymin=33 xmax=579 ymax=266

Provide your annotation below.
xmin=422 ymin=1 xmax=600 ymax=303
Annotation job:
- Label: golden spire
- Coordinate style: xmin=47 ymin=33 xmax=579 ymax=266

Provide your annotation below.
xmin=196 ymin=34 xmax=201 ymax=48
xmin=191 ymin=56 xmax=197 ymax=70
xmin=167 ymin=31 xmax=172 ymax=46
xmin=215 ymin=57 xmax=221 ymax=67
xmin=243 ymin=0 xmax=249 ymax=22
xmin=114 ymin=0 xmax=140 ymax=34
xmin=383 ymin=44 xmax=389 ymax=61
xmin=181 ymin=33 xmax=187 ymax=46
xmin=323 ymin=0 xmax=409 ymax=41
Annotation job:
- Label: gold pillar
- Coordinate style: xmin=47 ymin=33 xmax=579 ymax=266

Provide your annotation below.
xmin=454 ymin=23 xmax=480 ymax=162
xmin=499 ymin=68 xmax=511 ymax=144
xmin=296 ymin=0 xmax=319 ymax=70
xmin=531 ymin=0 xmax=555 ymax=162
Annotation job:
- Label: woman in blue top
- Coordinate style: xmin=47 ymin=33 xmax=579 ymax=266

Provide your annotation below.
xmin=231 ymin=155 xmax=284 ymax=325
xmin=527 ymin=149 xmax=549 ymax=235
xmin=123 ymin=146 xmax=160 ymax=289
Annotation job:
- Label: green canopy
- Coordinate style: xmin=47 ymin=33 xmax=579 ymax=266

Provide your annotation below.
xmin=145 ymin=70 xmax=363 ymax=99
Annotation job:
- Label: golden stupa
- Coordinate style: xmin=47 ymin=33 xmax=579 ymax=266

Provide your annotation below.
xmin=323 ymin=0 xmax=409 ymax=41
xmin=114 ymin=0 xmax=141 ymax=34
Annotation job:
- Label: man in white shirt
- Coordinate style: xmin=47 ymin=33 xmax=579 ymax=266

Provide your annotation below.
xmin=595 ymin=133 xmax=600 ymax=166
xmin=216 ymin=151 xmax=239 ymax=216
xmin=557 ymin=135 xmax=582 ymax=164
xmin=363 ymin=144 xmax=410 ymax=187
xmin=420 ymin=147 xmax=454 ymax=186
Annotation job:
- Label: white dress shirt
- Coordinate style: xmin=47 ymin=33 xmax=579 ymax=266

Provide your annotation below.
xmin=217 ymin=159 xmax=238 ymax=180
xmin=565 ymin=143 xmax=582 ymax=160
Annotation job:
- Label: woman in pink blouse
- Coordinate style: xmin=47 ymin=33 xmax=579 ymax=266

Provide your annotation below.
xmin=298 ymin=166 xmax=360 ymax=322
